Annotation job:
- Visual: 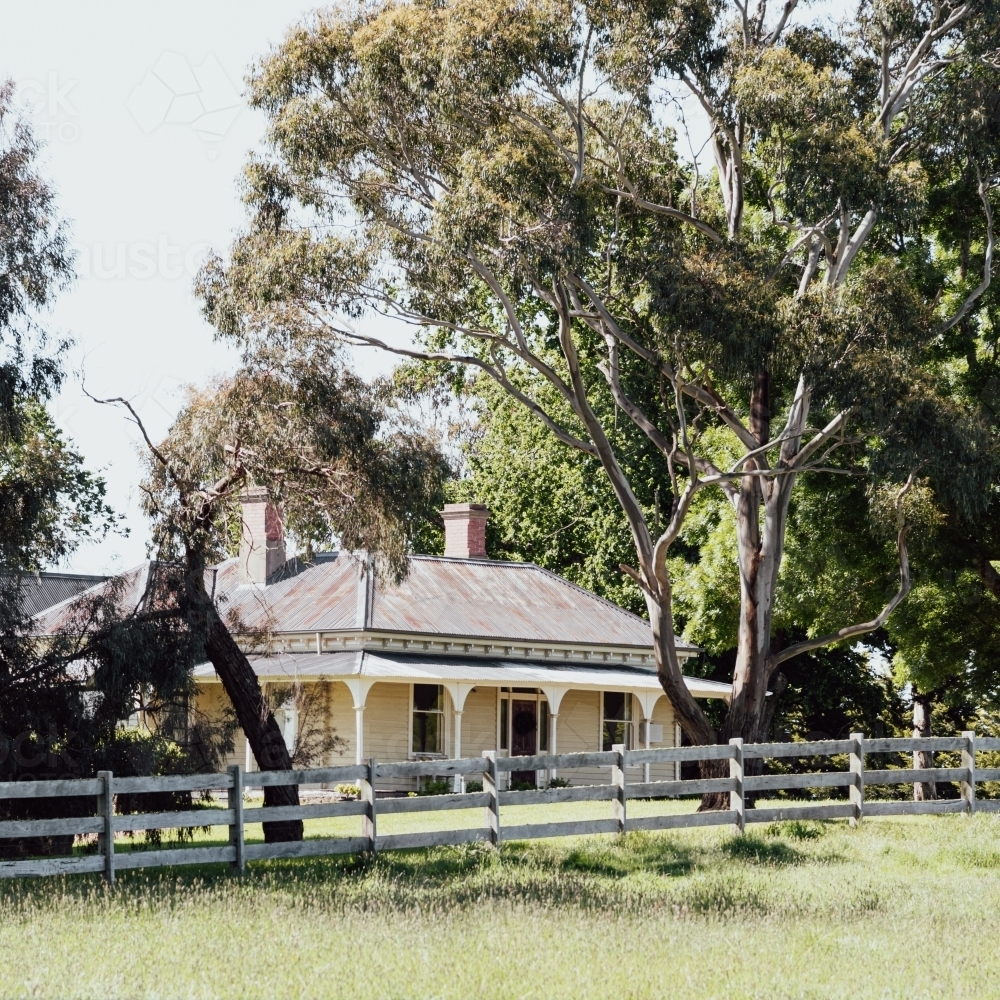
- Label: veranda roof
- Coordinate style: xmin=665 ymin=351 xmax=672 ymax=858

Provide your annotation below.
xmin=193 ymin=651 xmax=732 ymax=701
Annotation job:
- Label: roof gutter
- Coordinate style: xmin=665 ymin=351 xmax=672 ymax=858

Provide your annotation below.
xmin=241 ymin=627 xmax=701 ymax=671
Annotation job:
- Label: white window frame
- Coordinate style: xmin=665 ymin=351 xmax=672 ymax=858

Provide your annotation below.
xmin=408 ymin=682 xmax=447 ymax=759
xmin=600 ymin=691 xmax=633 ymax=751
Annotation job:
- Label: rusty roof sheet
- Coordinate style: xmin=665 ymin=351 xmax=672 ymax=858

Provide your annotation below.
xmin=34 ymin=552 xmax=697 ymax=653
xmin=211 ymin=556 xmax=360 ymax=633
xmin=368 ymin=556 xmax=673 ymax=647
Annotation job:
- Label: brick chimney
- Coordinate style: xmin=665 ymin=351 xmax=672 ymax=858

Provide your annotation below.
xmin=239 ymin=486 xmax=286 ymax=585
xmin=441 ymin=503 xmax=489 ymax=559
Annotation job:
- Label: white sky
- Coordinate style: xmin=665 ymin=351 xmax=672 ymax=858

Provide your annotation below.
xmin=0 ymin=1 xmax=400 ymax=575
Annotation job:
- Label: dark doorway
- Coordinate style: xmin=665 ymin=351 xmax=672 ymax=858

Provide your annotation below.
xmin=510 ymin=699 xmax=538 ymax=785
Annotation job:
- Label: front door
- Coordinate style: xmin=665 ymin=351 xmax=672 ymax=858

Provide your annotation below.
xmin=510 ymin=699 xmax=538 ymax=786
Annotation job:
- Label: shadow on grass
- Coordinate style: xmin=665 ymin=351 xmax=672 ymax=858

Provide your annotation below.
xmin=0 ymin=820 xmax=856 ymax=917
xmin=722 ymin=832 xmax=802 ymax=865
xmin=558 ymin=831 xmax=696 ymax=877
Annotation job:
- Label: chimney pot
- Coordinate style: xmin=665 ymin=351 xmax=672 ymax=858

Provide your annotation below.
xmin=441 ymin=503 xmax=489 ymax=559
xmin=239 ymin=486 xmax=286 ymax=585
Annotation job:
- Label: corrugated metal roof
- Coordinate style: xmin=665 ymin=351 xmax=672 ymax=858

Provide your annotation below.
xmin=193 ymin=651 xmax=730 ymax=700
xmin=368 ymin=556 xmax=667 ymax=647
xmin=12 ymin=572 xmax=109 ymax=617
xmin=209 ymin=553 xmax=673 ymax=649
xmin=33 ymin=552 xmax=698 ymax=655
xmin=33 ymin=564 xmax=149 ymax=634
xmin=212 ymin=555 xmax=359 ymax=632
xmin=193 ymin=651 xmax=359 ymax=678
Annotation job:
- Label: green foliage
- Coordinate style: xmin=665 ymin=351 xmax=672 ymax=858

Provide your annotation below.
xmin=431 ymin=367 xmax=660 ymax=614
xmin=417 ymin=778 xmax=452 ymax=796
xmin=144 ymin=344 xmax=448 ymax=583
xmin=0 ymin=82 xmax=75 ymax=437
xmin=889 ymin=570 xmax=1000 ymax=706
xmin=195 ymin=0 xmax=1000 ymax=747
xmin=0 ymin=92 xmax=206 ymax=809
xmin=0 ymin=398 xmax=119 ymax=572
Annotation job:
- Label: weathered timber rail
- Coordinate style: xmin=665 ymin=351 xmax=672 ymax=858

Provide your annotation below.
xmin=2 ymin=731 xmax=998 ymax=882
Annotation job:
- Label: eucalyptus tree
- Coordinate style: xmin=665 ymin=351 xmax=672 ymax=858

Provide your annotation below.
xmin=100 ymin=345 xmax=446 ymax=840
xmin=199 ymin=0 xmax=999 ymax=762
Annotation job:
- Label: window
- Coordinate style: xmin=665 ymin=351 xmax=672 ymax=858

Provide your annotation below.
xmin=602 ymin=691 xmax=632 ymax=751
xmin=412 ymin=684 xmax=444 ymax=755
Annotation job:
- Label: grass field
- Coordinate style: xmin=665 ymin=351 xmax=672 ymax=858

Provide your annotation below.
xmin=3 ymin=802 xmax=1000 ymax=999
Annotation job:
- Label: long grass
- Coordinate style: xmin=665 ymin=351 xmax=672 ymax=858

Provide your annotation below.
xmin=3 ymin=806 xmax=1000 ymax=998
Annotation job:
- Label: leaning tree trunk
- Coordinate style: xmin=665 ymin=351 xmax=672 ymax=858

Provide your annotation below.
xmin=912 ymin=692 xmax=937 ymax=802
xmin=184 ymin=558 xmax=303 ymax=842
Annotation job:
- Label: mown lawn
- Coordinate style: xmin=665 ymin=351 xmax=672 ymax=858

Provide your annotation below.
xmin=2 ymin=805 xmax=1000 ymax=999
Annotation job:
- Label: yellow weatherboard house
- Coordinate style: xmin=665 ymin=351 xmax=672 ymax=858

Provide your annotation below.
xmin=36 ymin=496 xmax=729 ymax=790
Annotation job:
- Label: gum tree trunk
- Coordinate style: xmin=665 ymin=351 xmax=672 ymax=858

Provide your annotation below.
xmin=183 ymin=553 xmax=304 ymax=842
xmin=724 ymin=372 xmax=773 ymax=746
xmin=912 ymin=692 xmax=937 ymax=801
xmin=700 ymin=372 xmax=785 ymax=808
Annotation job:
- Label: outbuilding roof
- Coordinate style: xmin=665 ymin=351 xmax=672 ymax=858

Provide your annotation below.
xmin=12 ymin=571 xmax=108 ymax=617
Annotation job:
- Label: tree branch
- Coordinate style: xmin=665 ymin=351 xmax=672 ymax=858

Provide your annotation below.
xmin=937 ymin=167 xmax=994 ymax=335
xmin=790 ymin=409 xmax=850 ymax=469
xmin=598 ymin=185 xmax=723 ymax=243
xmin=567 ymin=272 xmax=760 ymax=451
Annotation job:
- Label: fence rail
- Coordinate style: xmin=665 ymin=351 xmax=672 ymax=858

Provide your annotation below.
xmin=2 ymin=730 xmax=999 ymax=882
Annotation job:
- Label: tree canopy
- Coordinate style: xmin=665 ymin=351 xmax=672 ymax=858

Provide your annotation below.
xmin=198 ymin=0 xmax=1000 ymax=770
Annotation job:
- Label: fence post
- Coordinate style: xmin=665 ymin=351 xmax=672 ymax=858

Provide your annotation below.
xmin=361 ymin=757 xmax=377 ymax=854
xmin=962 ymin=730 xmax=976 ymax=815
xmin=483 ymin=751 xmax=499 ymax=847
xmin=849 ymin=732 xmax=865 ymax=828
xmin=227 ymin=764 xmax=245 ymax=873
xmin=729 ymin=739 xmax=744 ymax=836
xmin=97 ymin=770 xmax=115 ymax=885
xmin=612 ymin=744 xmax=627 ymax=835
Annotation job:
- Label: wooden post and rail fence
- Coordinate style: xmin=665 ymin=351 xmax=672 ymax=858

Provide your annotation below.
xmin=1 ymin=731 xmax=998 ymax=882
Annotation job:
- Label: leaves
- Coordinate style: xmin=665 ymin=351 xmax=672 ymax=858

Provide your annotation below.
xmin=144 ymin=343 xmax=448 ymax=582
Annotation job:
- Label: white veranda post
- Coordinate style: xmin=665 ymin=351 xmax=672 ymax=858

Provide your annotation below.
xmin=444 ymin=683 xmax=475 ymax=792
xmin=344 ymin=679 xmax=376 ymax=766
xmin=633 ymin=692 xmax=663 ymax=785
xmin=540 ymin=687 xmax=569 ymax=780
